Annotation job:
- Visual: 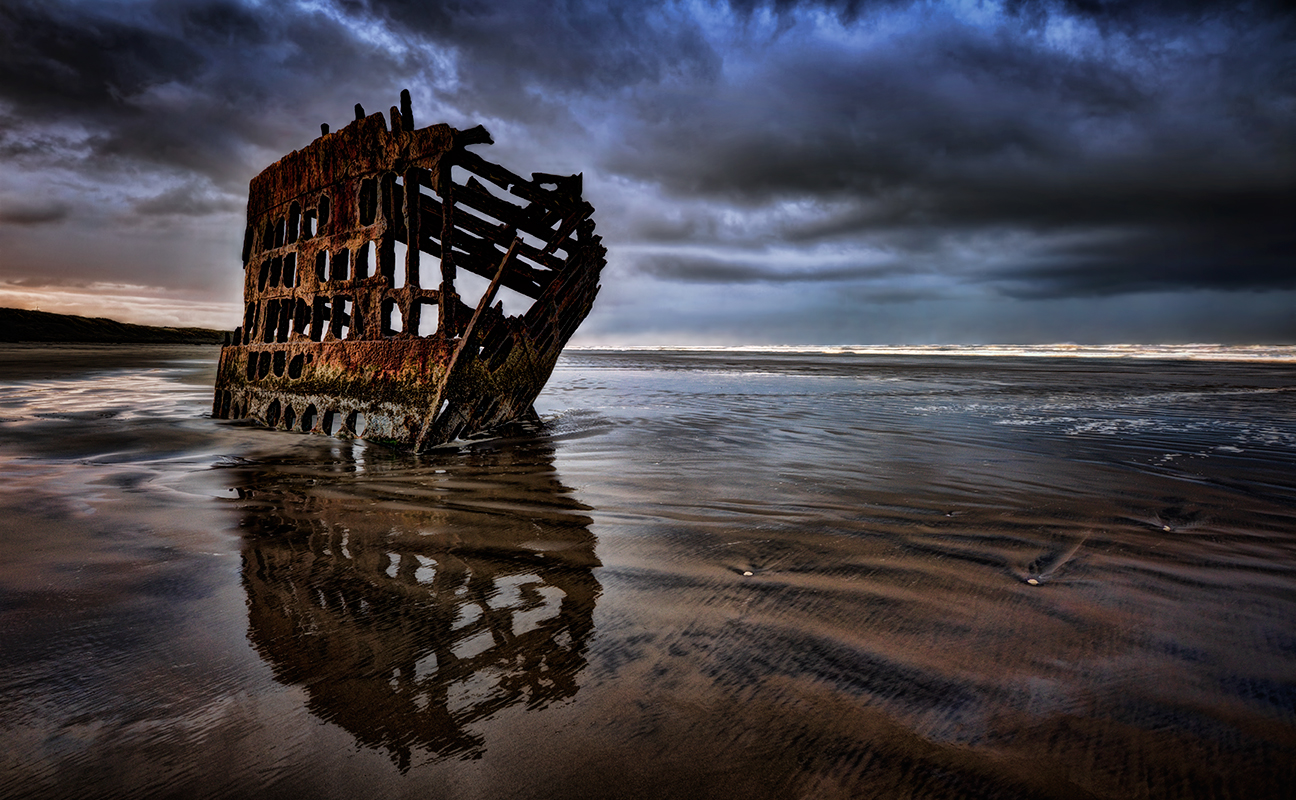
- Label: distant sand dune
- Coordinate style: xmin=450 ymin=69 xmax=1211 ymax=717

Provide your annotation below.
xmin=0 ymin=307 xmax=225 ymax=344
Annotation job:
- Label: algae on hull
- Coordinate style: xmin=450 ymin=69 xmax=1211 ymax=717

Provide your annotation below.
xmin=211 ymin=92 xmax=606 ymax=448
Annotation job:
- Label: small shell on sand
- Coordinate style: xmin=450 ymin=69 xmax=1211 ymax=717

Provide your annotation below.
xmin=1026 ymin=578 xmax=1040 ymax=585
xmin=742 ymin=571 xmax=754 ymax=577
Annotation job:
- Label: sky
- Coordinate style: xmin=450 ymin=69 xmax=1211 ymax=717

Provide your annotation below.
xmin=0 ymin=0 xmax=1292 ymax=344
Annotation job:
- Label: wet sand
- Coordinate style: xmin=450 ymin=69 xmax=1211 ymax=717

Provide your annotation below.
xmin=1 ymin=344 xmax=1294 ymax=798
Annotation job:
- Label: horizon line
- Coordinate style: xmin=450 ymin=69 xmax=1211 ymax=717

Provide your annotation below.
xmin=565 ymin=343 xmax=1296 ymax=362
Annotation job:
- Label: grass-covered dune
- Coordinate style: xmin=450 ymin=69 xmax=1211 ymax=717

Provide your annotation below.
xmin=0 ymin=308 xmax=226 ymax=344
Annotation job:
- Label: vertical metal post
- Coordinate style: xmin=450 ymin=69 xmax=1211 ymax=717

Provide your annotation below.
xmin=404 ymin=167 xmax=422 ymax=334
xmin=438 ymin=161 xmax=456 ymax=336
xmin=404 ymin=169 xmax=421 ymax=290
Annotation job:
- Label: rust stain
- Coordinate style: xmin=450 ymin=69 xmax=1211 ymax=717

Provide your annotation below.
xmin=212 ymin=91 xmax=606 ymax=449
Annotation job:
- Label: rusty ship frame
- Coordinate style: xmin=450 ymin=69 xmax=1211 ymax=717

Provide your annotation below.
xmin=212 ymin=92 xmax=605 ymax=450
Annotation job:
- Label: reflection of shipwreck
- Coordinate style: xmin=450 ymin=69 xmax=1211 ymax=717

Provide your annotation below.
xmin=211 ymin=91 xmax=605 ymax=449
xmin=235 ymin=429 xmax=599 ymax=769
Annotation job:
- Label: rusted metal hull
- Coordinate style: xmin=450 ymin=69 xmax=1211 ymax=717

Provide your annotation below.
xmin=212 ymin=92 xmax=605 ymax=449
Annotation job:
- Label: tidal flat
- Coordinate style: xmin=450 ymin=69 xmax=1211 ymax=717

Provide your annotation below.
xmin=1 ymin=343 xmax=1294 ymax=799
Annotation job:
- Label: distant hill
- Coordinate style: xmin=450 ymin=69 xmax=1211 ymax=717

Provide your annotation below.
xmin=0 ymin=307 xmax=227 ymax=344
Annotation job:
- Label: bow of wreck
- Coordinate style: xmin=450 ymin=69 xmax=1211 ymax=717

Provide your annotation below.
xmin=211 ymin=93 xmax=606 ymax=449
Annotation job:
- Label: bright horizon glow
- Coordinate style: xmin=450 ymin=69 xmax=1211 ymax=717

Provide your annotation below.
xmin=567 ymin=343 xmax=1296 ymax=362
xmin=0 ymin=284 xmax=240 ymax=331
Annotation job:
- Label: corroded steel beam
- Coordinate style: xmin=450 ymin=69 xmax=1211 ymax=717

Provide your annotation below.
xmin=212 ymin=92 xmax=606 ymax=449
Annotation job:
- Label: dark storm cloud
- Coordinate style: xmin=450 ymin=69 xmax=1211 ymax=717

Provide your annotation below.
xmin=0 ymin=3 xmax=202 ymax=116
xmin=0 ymin=201 xmax=71 ymax=225
xmin=601 ymin=1 xmax=1295 ymax=299
xmin=0 ymin=0 xmax=717 ymax=186
xmin=368 ymin=0 xmax=721 ymax=92
xmin=988 ymin=221 xmax=1296 ymax=298
xmin=132 ymin=182 xmax=244 ymax=217
xmin=631 ymin=251 xmax=907 ymax=284
xmin=0 ymin=0 xmax=416 ymax=188
xmin=608 ymin=12 xmax=1287 ymax=210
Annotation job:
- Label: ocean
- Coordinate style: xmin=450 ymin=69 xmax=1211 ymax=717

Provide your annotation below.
xmin=1 ymin=343 xmax=1294 ymax=799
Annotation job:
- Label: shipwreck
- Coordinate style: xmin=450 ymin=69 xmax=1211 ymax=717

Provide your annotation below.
xmin=211 ymin=91 xmax=605 ymax=449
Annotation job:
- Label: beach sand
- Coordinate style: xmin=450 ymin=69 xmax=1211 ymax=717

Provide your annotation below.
xmin=1 ymin=344 xmax=1293 ymax=798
